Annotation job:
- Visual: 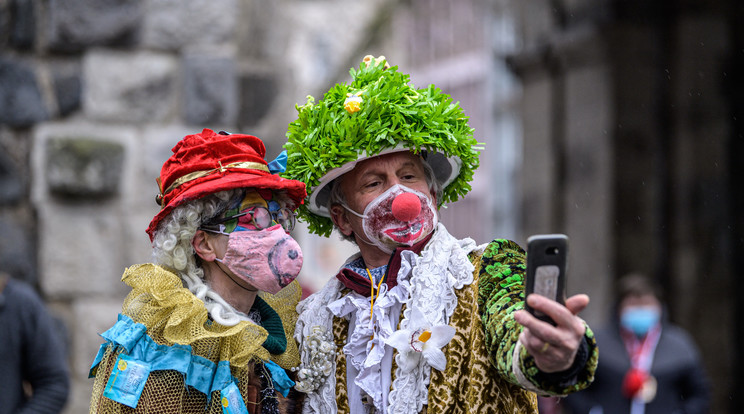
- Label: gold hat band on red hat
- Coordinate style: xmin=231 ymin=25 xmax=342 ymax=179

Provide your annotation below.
xmin=156 ymin=161 xmax=270 ymax=207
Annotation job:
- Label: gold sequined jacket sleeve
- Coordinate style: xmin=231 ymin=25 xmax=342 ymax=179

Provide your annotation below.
xmin=477 ymin=239 xmax=598 ymax=395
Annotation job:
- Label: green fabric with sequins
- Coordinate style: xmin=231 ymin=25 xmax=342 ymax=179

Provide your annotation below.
xmin=477 ymin=239 xmax=598 ymax=395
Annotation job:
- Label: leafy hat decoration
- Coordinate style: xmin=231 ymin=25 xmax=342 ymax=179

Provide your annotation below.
xmin=283 ymin=55 xmax=482 ymax=237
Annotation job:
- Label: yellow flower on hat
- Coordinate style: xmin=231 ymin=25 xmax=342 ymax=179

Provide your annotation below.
xmin=362 ymin=54 xmax=390 ymax=69
xmin=343 ymin=93 xmax=364 ymax=114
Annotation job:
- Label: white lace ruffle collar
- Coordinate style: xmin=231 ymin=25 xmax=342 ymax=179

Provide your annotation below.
xmin=295 ymin=224 xmax=485 ymax=413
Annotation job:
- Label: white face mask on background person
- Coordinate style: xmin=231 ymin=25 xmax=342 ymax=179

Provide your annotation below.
xmin=341 ymin=184 xmax=438 ymax=254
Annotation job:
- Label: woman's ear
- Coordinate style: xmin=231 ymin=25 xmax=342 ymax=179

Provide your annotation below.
xmin=192 ymin=230 xmax=218 ymax=262
xmin=330 ymin=204 xmax=353 ymax=237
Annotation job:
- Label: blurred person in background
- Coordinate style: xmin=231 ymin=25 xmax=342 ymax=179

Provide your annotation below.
xmin=562 ymin=273 xmax=710 ymax=414
xmin=88 ymin=129 xmax=307 ymax=413
xmin=0 ymin=271 xmax=70 ymax=413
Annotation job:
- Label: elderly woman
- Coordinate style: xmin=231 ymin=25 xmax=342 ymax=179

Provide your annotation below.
xmin=89 ymin=129 xmax=307 ymax=414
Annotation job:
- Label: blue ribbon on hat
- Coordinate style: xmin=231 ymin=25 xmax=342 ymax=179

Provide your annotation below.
xmin=267 ymin=151 xmax=288 ymax=174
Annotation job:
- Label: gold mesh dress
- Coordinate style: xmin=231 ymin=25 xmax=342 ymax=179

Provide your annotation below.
xmin=89 ymin=264 xmax=303 ymax=414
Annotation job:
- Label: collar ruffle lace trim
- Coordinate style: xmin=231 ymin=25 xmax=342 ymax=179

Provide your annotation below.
xmin=122 ymin=263 xmax=301 ymax=369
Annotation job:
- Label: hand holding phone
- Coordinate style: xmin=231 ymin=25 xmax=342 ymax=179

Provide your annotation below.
xmin=524 ymin=234 xmax=568 ymax=325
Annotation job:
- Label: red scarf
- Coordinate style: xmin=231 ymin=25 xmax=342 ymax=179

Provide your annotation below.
xmin=335 ymin=232 xmax=434 ymax=296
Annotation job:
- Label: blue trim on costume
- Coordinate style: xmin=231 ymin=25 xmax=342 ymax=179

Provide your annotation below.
xmin=264 ymin=360 xmax=295 ymax=397
xmin=221 ymin=382 xmax=249 ymax=414
xmin=211 ymin=361 xmax=235 ymax=394
xmin=102 ymin=353 xmax=152 ymax=408
xmin=101 ymin=313 xmax=148 ymax=352
xmin=89 ymin=314 xmax=249 ymax=411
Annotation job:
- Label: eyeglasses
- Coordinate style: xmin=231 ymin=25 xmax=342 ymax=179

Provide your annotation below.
xmin=200 ymin=206 xmax=296 ymax=234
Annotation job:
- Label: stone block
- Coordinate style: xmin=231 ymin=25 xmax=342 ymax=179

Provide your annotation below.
xmin=284 ymin=2 xmax=382 ymax=90
xmin=36 ymin=200 xmax=132 ymax=299
xmin=141 ymin=0 xmax=237 ymax=50
xmin=0 ymin=148 xmax=23 ymax=204
xmin=10 ymin=0 xmax=35 ymax=50
xmin=66 ymin=378 xmax=95 ymax=414
xmin=125 ymin=125 xmax=194 ymax=254
xmin=235 ymin=0 xmax=282 ymax=59
xmin=47 ymin=0 xmax=141 ymax=52
xmin=239 ymin=72 xmax=278 ymax=127
xmin=0 ymin=57 xmax=49 ymax=127
xmin=45 ymin=137 xmax=125 ymax=198
xmin=182 ymin=55 xmax=238 ymax=126
xmin=0 ymin=214 xmax=36 ymax=284
xmin=32 ymin=123 xmax=140 ymax=299
xmin=0 ymin=2 xmax=8 ymax=47
xmin=69 ymin=298 xmax=124 ymax=379
xmin=53 ymin=69 xmax=82 ymax=118
xmin=134 ymin=125 xmax=191 ymax=205
xmin=65 ymin=298 xmax=125 ymax=413
xmin=83 ymin=51 xmax=177 ymax=123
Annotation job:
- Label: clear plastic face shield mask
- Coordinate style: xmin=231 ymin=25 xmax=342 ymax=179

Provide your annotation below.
xmin=340 ymin=184 xmax=438 ymax=254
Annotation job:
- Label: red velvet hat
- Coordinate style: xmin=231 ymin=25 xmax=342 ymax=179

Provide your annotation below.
xmin=146 ymin=129 xmax=307 ymax=241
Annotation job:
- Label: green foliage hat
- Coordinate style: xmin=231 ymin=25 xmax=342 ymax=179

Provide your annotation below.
xmin=283 ymin=55 xmax=482 ymax=236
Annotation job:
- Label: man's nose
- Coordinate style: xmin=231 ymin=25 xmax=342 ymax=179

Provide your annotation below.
xmin=388 ymin=176 xmax=403 ymax=187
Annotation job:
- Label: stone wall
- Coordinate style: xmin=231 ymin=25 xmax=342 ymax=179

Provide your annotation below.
xmin=0 ymin=0 xmax=398 ymax=411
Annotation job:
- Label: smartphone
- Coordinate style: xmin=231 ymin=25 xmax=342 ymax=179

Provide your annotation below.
xmin=524 ymin=234 xmax=568 ymax=325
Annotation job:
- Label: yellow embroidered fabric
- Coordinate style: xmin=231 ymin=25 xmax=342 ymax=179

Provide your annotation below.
xmin=328 ymin=240 xmax=597 ymax=412
xmin=331 ymin=256 xmax=539 ymax=413
xmin=426 ymin=251 xmax=538 ymax=412
xmin=119 ymin=263 xmax=300 ymax=369
xmin=332 ymin=312 xmax=352 ymax=414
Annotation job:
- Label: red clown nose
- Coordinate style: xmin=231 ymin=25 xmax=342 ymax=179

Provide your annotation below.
xmin=391 ymin=192 xmax=422 ymax=222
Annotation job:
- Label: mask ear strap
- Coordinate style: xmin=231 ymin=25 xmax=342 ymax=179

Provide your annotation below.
xmin=340 ymin=202 xmax=366 ymax=219
xmin=214 ymin=259 xmax=255 ymax=292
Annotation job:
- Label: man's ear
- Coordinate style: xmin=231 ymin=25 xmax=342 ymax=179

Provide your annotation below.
xmin=330 ymin=204 xmax=354 ymax=237
xmin=192 ymin=230 xmax=218 ymax=262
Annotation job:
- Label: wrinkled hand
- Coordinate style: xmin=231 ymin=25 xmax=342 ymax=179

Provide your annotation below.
xmin=513 ymin=293 xmax=589 ymax=373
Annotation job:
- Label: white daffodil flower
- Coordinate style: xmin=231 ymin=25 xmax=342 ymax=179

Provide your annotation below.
xmin=385 ymin=308 xmax=456 ymax=372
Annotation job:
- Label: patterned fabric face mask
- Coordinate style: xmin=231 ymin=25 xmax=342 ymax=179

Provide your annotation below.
xmin=217 ymin=224 xmax=303 ymax=294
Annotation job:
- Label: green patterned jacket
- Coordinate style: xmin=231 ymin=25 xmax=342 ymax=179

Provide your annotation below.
xmin=327 ymin=239 xmax=598 ymax=413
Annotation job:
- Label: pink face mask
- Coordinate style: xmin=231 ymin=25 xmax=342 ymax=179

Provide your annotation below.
xmin=217 ymin=224 xmax=303 ymax=294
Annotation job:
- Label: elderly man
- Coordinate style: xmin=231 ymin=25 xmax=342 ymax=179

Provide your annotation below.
xmin=89 ymin=129 xmax=307 ymax=413
xmin=283 ymin=56 xmax=598 ymax=413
